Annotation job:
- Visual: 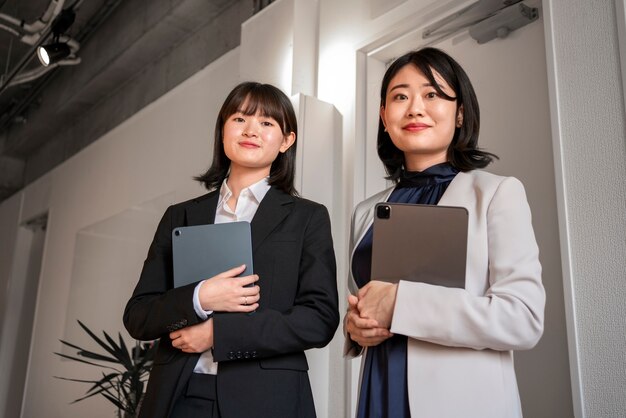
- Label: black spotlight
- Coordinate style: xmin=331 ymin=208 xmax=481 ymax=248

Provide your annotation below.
xmin=37 ymin=42 xmax=71 ymax=66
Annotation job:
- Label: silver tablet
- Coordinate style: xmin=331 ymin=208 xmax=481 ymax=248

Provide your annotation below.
xmin=172 ymin=221 xmax=254 ymax=288
xmin=371 ymin=203 xmax=468 ymax=288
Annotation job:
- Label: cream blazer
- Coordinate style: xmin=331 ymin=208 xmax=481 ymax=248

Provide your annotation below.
xmin=345 ymin=170 xmax=545 ymax=418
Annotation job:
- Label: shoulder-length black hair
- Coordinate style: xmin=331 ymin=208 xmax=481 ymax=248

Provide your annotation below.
xmin=378 ymin=47 xmax=497 ymax=181
xmin=195 ymin=81 xmax=298 ymax=195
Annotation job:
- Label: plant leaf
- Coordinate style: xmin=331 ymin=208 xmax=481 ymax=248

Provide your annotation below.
xmin=76 ymin=350 xmax=121 ymax=364
xmin=102 ymin=330 xmax=132 ymax=370
xmin=101 ymin=393 xmax=128 ymax=412
xmin=54 ymin=352 xmax=121 ymax=372
xmin=76 ymin=320 xmax=120 ymax=360
xmin=59 ymin=340 xmax=121 ymax=363
xmin=54 ymin=376 xmax=103 ymax=384
xmin=117 ymin=333 xmax=132 ymax=366
xmin=56 ymin=321 xmax=154 ymax=413
xmin=58 ymin=339 xmax=90 ymax=352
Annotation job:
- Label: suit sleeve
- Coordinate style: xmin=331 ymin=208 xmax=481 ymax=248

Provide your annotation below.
xmin=123 ymin=206 xmax=203 ymax=341
xmin=390 ymin=177 xmax=545 ymax=351
xmin=211 ymin=204 xmax=339 ymax=361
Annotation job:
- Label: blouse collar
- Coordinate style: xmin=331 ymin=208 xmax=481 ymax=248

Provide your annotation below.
xmin=397 ymin=162 xmax=459 ymax=188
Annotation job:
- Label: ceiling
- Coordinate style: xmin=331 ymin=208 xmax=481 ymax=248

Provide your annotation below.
xmin=0 ymin=0 xmax=260 ymax=204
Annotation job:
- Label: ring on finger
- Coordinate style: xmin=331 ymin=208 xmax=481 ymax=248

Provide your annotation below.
xmin=244 ymin=296 xmax=248 ymax=305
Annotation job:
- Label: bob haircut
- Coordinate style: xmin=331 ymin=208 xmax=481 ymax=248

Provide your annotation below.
xmin=195 ymin=81 xmax=298 ymax=195
xmin=377 ymin=47 xmax=497 ymax=181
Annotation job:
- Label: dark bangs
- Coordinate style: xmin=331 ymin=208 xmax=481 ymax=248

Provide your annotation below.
xmin=410 ymin=52 xmax=458 ymax=102
xmin=219 ymin=83 xmax=295 ymax=136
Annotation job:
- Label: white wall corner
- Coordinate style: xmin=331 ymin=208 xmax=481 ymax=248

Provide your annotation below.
xmin=240 ymin=0 xmax=295 ymax=93
xmin=240 ymin=0 xmax=319 ymax=97
xmin=295 ymin=93 xmax=345 ymax=418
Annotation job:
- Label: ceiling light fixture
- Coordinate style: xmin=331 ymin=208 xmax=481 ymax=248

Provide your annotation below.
xmin=36 ymin=7 xmax=77 ymax=67
xmin=37 ymin=42 xmax=71 ymax=66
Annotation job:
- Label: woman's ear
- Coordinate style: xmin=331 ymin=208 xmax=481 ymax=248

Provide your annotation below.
xmin=279 ymin=132 xmax=296 ymax=153
xmin=380 ymin=106 xmax=388 ymax=132
xmin=456 ymin=105 xmax=464 ymax=128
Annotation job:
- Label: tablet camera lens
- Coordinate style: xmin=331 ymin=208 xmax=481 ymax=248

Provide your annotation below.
xmin=377 ymin=205 xmax=391 ymax=219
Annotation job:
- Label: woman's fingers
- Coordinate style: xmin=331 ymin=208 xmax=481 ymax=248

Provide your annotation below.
xmin=241 ymin=291 xmax=260 ymax=304
xmin=236 ymin=302 xmax=259 ymax=312
xmin=347 ymin=290 xmax=393 ymax=347
xmin=236 ymin=274 xmax=260 ymax=287
xmin=346 ymin=313 xmax=380 ymax=335
xmin=347 ymin=294 xmax=359 ymax=308
xmin=352 ymin=314 xmax=379 ymax=329
xmin=215 ymin=266 xmax=259 ymax=289
xmin=348 ymin=325 xmax=392 ymax=347
xmin=215 ymin=264 xmax=247 ymax=279
xmin=169 ymin=320 xmax=214 ymax=353
xmin=199 ymin=271 xmax=261 ymax=311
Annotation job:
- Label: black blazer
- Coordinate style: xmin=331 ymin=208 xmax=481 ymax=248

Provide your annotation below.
xmin=123 ymin=187 xmax=339 ymax=418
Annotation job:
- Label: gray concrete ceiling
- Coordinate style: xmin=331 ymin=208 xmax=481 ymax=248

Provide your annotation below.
xmin=0 ymin=0 xmax=261 ymax=204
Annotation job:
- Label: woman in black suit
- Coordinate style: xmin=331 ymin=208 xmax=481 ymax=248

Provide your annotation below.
xmin=124 ymin=82 xmax=339 ymax=418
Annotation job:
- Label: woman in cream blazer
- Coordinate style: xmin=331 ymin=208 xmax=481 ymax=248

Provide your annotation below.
xmin=344 ymin=48 xmax=545 ymax=418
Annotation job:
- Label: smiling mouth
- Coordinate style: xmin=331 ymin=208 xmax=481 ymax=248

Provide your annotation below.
xmin=403 ymin=123 xmax=430 ymax=132
xmin=239 ymin=141 xmax=260 ymax=148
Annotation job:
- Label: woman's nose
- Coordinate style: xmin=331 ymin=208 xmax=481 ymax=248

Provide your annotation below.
xmin=243 ymin=122 xmax=259 ymax=137
xmin=407 ymin=98 xmax=425 ymax=117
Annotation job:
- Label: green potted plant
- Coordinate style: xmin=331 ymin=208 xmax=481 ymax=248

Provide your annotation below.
xmin=55 ymin=320 xmax=156 ymax=418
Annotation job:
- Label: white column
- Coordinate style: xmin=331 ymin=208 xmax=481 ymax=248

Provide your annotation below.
xmin=543 ymin=0 xmax=626 ymax=416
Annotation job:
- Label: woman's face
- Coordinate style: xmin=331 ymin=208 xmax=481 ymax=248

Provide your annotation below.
xmin=380 ymin=64 xmax=461 ymax=172
xmin=222 ymin=101 xmax=295 ymax=176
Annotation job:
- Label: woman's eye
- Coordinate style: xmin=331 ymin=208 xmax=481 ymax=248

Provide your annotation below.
xmin=393 ymin=93 xmax=408 ymax=101
xmin=233 ymin=116 xmax=245 ymax=122
xmin=261 ymin=121 xmax=274 ymax=127
xmin=425 ymin=92 xmax=438 ymax=99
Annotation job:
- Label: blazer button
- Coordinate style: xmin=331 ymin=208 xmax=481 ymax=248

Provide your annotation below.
xmin=236 ymin=351 xmax=243 ymax=359
xmin=251 ymin=351 xmax=257 ymax=358
xmin=228 ymin=351 xmax=235 ymax=360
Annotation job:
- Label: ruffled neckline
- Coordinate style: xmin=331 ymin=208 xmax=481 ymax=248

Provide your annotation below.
xmin=396 ymin=162 xmax=459 ymax=189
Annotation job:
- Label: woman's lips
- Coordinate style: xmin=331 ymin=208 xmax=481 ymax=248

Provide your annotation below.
xmin=403 ymin=123 xmax=430 ymax=132
xmin=239 ymin=141 xmax=260 ymax=148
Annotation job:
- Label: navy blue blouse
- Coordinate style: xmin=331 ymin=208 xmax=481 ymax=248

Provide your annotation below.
xmin=353 ymin=162 xmax=458 ymax=418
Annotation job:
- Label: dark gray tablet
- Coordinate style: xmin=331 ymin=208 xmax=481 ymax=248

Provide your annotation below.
xmin=371 ymin=203 xmax=468 ymax=288
xmin=172 ymin=221 xmax=254 ymax=288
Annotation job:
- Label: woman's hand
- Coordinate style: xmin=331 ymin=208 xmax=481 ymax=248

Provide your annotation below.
xmin=357 ymin=281 xmax=398 ymax=329
xmin=198 ymin=264 xmax=260 ymax=312
xmin=346 ymin=294 xmax=393 ymax=347
xmin=170 ymin=318 xmax=214 ymax=353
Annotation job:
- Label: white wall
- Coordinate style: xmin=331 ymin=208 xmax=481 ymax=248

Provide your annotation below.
xmin=0 ymin=192 xmax=24 ymax=417
xmin=0 ymin=193 xmax=21 ymax=331
xmin=544 ymin=0 xmax=626 ymax=417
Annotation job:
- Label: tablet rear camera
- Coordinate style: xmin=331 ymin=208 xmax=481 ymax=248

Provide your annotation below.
xmin=376 ymin=205 xmax=391 ymax=219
